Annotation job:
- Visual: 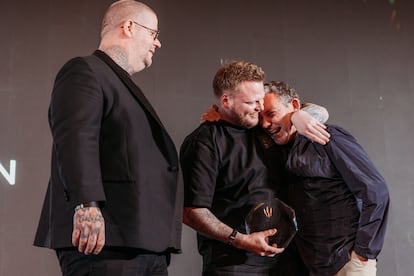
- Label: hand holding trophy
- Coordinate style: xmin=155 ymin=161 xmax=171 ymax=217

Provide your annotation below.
xmin=245 ymin=198 xmax=298 ymax=248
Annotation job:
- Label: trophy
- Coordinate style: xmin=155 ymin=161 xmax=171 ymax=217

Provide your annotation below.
xmin=245 ymin=198 xmax=298 ymax=248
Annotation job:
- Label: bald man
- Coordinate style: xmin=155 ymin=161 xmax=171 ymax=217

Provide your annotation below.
xmin=34 ymin=1 xmax=182 ymax=275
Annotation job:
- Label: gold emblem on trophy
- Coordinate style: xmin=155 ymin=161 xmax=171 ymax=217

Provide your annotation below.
xmin=263 ymin=206 xmax=273 ymax=218
xmin=245 ymin=198 xmax=298 ymax=248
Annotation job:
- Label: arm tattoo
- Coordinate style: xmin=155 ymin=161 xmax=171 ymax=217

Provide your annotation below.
xmin=301 ymin=103 xmax=329 ymax=123
xmin=183 ymin=208 xmax=231 ymax=243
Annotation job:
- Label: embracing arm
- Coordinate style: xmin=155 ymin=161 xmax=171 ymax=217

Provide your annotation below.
xmin=183 ymin=207 xmax=283 ymax=257
xmin=291 ymin=103 xmax=330 ymax=145
xmin=201 ymin=103 xmax=331 ymax=144
xmin=301 ymin=103 xmax=329 ymax=124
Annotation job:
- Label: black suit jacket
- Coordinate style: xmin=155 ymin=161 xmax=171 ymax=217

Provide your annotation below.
xmin=34 ymin=51 xmax=182 ymax=253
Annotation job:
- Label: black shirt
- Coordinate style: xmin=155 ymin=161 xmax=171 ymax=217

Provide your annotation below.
xmin=180 ymin=121 xmax=281 ymax=270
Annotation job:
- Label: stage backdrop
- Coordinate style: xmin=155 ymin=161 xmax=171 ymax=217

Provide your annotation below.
xmin=0 ymin=0 xmax=413 ymax=275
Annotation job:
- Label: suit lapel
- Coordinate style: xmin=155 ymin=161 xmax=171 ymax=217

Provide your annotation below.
xmin=94 ymin=50 xmax=178 ymax=168
xmin=94 ymin=50 xmax=164 ymax=126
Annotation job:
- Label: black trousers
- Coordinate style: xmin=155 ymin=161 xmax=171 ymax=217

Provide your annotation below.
xmin=56 ymin=247 xmax=169 ymax=276
xmin=203 ymin=265 xmax=279 ymax=276
xmin=201 ymin=242 xmax=309 ymax=276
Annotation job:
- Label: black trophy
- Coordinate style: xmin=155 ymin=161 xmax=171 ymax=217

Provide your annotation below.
xmin=245 ymin=198 xmax=298 ymax=248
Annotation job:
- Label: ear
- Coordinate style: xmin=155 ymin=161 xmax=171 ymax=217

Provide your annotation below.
xmin=221 ymin=94 xmax=231 ymax=109
xmin=291 ymin=98 xmax=301 ymax=111
xmin=121 ymin=20 xmax=134 ymax=37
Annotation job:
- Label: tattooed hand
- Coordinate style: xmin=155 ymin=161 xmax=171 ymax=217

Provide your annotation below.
xmin=72 ymin=207 xmax=105 ymax=255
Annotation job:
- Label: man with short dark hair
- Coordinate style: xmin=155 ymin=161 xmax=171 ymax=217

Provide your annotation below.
xmin=261 ymin=81 xmax=389 ymax=276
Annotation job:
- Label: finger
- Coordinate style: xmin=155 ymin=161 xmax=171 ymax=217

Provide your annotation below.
xmin=315 ymin=126 xmax=330 ymax=139
xmin=261 ymin=246 xmax=284 ymax=257
xmin=315 ymin=121 xmax=327 ymax=129
xmin=72 ymin=229 xmax=80 ymax=246
xmin=314 ymin=132 xmax=329 ymax=144
xmin=72 ymin=211 xmax=82 ymax=246
xmin=85 ymin=223 xmax=104 ymax=255
xmin=77 ymin=228 xmax=89 ymax=253
xmin=264 ymin=228 xmax=277 ymax=237
xmin=320 ymin=131 xmax=331 ymax=140
xmin=310 ymin=129 xmax=330 ymax=144
xmin=273 ymin=247 xmax=285 ymax=254
xmin=313 ymin=137 xmax=327 ymax=145
xmin=314 ymin=123 xmax=330 ymax=138
xmin=84 ymin=231 xmax=98 ymax=255
xmin=267 ymin=244 xmax=285 ymax=253
xmin=93 ymin=229 xmax=105 ymax=255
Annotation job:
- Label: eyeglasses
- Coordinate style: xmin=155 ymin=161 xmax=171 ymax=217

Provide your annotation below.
xmin=133 ymin=21 xmax=160 ymax=40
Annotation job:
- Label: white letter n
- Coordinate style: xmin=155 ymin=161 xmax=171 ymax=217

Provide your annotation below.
xmin=0 ymin=160 xmax=16 ymax=185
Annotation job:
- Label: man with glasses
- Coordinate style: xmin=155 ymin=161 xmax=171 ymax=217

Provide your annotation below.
xmin=34 ymin=1 xmax=182 ymax=275
xmin=133 ymin=21 xmax=160 ymax=40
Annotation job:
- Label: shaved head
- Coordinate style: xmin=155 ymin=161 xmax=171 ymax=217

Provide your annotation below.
xmin=101 ymin=0 xmax=155 ymax=37
xmin=98 ymin=0 xmax=161 ymax=75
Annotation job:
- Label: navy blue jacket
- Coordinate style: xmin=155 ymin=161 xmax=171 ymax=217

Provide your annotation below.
xmin=285 ymin=125 xmax=389 ymax=276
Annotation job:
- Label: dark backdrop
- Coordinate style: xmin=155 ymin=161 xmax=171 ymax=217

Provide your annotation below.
xmin=0 ymin=0 xmax=413 ymax=275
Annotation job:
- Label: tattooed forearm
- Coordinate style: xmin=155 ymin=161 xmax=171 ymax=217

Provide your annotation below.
xmin=183 ymin=207 xmax=231 ymax=243
xmin=301 ymin=103 xmax=329 ymax=123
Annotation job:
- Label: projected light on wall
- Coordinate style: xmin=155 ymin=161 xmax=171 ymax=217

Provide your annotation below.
xmin=0 ymin=160 xmax=16 ymax=185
